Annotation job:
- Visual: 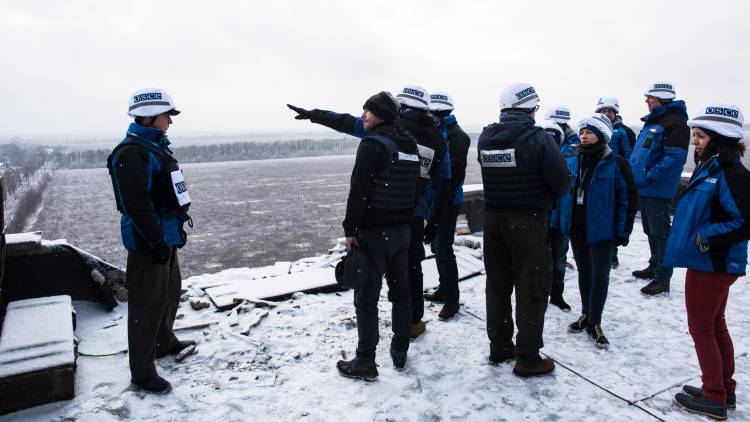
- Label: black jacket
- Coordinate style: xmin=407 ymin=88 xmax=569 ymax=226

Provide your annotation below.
xmin=446 ymin=119 xmax=471 ymax=198
xmin=343 ymin=122 xmax=419 ymax=236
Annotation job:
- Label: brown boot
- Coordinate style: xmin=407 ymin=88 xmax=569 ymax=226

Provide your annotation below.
xmin=409 ymin=320 xmax=426 ymax=339
xmin=512 ymin=357 xmax=555 ymax=378
xmin=438 ymin=304 xmax=460 ymax=321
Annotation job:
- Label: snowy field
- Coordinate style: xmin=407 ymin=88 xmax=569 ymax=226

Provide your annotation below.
xmin=30 ymin=154 xmax=484 ymax=278
xmin=3 ymin=221 xmax=749 ymax=421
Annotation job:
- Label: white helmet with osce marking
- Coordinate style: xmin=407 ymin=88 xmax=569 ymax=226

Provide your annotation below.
xmin=429 ymin=91 xmax=454 ymax=112
xmin=539 ymin=120 xmax=564 ymax=146
xmin=595 ymin=96 xmax=620 ymax=114
xmin=128 ymin=88 xmax=181 ymax=118
xmin=545 ymin=106 xmax=571 ymax=124
xmin=688 ymin=103 xmax=745 ymax=139
xmin=644 ymin=81 xmax=676 ymax=100
xmin=500 ymin=82 xmax=540 ymax=111
xmin=396 ymin=85 xmax=431 ymax=110
xmin=578 ymin=113 xmax=614 ymax=143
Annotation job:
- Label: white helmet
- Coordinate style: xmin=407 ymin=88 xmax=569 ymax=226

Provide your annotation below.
xmin=688 ymin=103 xmax=745 ymax=139
xmin=545 ymin=106 xmax=571 ymax=124
xmin=396 ymin=85 xmax=431 ymax=110
xmin=429 ymin=91 xmax=454 ymax=112
xmin=539 ymin=120 xmax=564 ymax=146
xmin=500 ymin=82 xmax=539 ymax=111
xmin=128 ymin=88 xmax=180 ymax=118
xmin=578 ymin=113 xmax=614 ymax=143
xmin=644 ymin=81 xmax=676 ymax=100
xmin=595 ymin=96 xmax=620 ymax=114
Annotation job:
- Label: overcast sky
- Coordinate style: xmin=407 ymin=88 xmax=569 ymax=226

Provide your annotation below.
xmin=1 ymin=0 xmax=749 ymax=140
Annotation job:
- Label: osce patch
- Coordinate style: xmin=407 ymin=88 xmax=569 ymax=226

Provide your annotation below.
xmin=171 ymin=170 xmax=191 ymax=206
xmin=480 ymin=149 xmax=517 ymax=168
xmin=397 ymin=152 xmax=419 ymax=162
xmin=417 ymin=145 xmax=435 ymax=178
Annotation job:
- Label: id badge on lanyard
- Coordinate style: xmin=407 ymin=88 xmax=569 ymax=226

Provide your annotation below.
xmin=576 ymin=168 xmax=587 ymax=205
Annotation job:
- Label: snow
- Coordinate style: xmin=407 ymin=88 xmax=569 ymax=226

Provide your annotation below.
xmin=4 ymin=232 xmax=42 ymax=249
xmin=0 ymin=295 xmax=75 ymax=378
xmin=2 ymin=222 xmax=749 ymax=421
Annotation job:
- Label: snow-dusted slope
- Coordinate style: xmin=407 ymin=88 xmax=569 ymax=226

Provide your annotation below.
xmin=3 ymin=222 xmax=749 ymax=421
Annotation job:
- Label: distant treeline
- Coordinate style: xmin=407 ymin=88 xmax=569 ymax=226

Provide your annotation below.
xmin=0 ymin=144 xmax=50 ymax=198
xmin=52 ymin=137 xmax=359 ymax=169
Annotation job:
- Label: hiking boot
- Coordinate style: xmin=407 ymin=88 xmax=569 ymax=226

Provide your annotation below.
xmin=632 ymin=267 xmax=655 ymax=279
xmin=683 ymin=385 xmax=736 ymax=410
xmin=156 ymin=339 xmax=197 ymax=358
xmin=586 ymin=324 xmax=609 ymax=349
xmin=131 ymin=375 xmax=172 ymax=394
xmin=611 ymin=254 xmax=619 ymax=269
xmin=549 ymin=295 xmax=571 ymax=312
xmin=336 ymin=357 xmax=378 ymax=381
xmin=488 ymin=344 xmax=516 ymax=365
xmin=674 ymin=392 xmax=727 ymax=420
xmin=513 ymin=357 xmax=555 ymax=378
xmin=390 ymin=348 xmax=407 ymax=371
xmin=568 ymin=314 xmax=587 ymax=333
xmin=423 ymin=289 xmax=445 ymax=303
xmin=438 ymin=304 xmax=460 ymax=321
xmin=641 ymin=281 xmax=669 ymax=296
xmin=409 ymin=320 xmax=426 ymax=339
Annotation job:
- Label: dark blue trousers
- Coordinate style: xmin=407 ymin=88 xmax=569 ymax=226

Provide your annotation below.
xmin=431 ymin=204 xmax=461 ymax=304
xmin=639 ymin=195 xmax=673 ymax=287
xmin=570 ymin=232 xmax=612 ymax=325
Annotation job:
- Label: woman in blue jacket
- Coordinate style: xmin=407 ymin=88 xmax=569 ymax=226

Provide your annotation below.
xmin=553 ymin=114 xmax=637 ymax=348
xmin=666 ymin=104 xmax=750 ymax=420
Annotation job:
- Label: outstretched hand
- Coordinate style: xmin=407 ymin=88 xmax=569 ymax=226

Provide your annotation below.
xmin=287 ymin=104 xmax=312 ymax=120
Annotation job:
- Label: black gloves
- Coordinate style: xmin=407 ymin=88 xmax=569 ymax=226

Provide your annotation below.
xmin=150 ymin=241 xmax=171 ymax=265
xmin=423 ymin=222 xmax=438 ymax=244
xmin=287 ymin=104 xmax=312 ymax=120
xmin=615 ymin=236 xmax=629 ymax=247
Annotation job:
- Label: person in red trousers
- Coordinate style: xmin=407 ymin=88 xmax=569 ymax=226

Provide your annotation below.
xmin=664 ymin=103 xmax=750 ymax=420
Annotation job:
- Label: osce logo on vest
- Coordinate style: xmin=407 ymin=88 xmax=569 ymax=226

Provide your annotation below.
xmin=480 ymin=149 xmax=517 ymax=168
xmin=705 ymin=106 xmax=740 ymax=119
xmin=133 ymin=92 xmax=163 ymax=104
xmin=403 ymin=88 xmax=425 ymax=99
xmin=175 ymin=181 xmax=188 ymax=194
xmin=515 ymin=87 xmax=536 ymax=100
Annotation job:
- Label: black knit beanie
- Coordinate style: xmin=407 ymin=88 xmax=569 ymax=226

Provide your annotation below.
xmin=363 ymin=91 xmax=399 ymax=123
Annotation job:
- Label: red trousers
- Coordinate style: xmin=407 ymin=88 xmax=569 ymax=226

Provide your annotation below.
xmin=685 ymin=269 xmax=737 ymax=404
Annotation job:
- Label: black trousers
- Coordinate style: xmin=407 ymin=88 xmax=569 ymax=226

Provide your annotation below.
xmin=354 ymin=224 xmax=411 ymax=362
xmin=409 ymin=217 xmax=425 ymax=323
xmin=431 ymin=204 xmax=461 ymax=304
xmin=484 ymin=211 xmax=552 ymax=364
xmin=570 ymin=232 xmax=613 ymax=325
xmin=126 ymin=248 xmax=181 ymax=381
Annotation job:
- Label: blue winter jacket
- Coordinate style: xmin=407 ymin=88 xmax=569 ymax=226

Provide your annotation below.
xmin=109 ymin=123 xmax=190 ymax=252
xmin=664 ymin=154 xmax=750 ymax=275
xmin=609 ymin=118 xmax=633 ymax=160
xmin=629 ymin=100 xmax=690 ymax=199
xmin=560 ymin=127 xmax=579 ymax=157
xmin=552 ymin=149 xmax=636 ymax=244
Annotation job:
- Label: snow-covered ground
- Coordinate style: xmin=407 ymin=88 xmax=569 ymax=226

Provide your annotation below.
xmin=3 ymin=221 xmax=749 ymax=422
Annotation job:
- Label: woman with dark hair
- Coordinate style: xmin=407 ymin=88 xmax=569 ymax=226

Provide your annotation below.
xmin=666 ymin=103 xmax=750 ymax=420
xmin=553 ymin=114 xmax=637 ymax=349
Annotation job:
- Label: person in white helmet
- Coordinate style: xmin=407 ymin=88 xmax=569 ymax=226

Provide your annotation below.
xmin=422 ymin=91 xmax=471 ymax=321
xmin=594 ymin=96 xmax=638 ymax=269
xmin=540 ymin=120 xmax=572 ymax=312
xmin=629 ymin=81 xmax=690 ymax=296
xmin=478 ymin=83 xmax=569 ymax=377
xmin=546 ymin=106 xmax=579 ymax=156
xmin=552 ymin=114 xmax=637 ymax=349
xmin=664 ymin=104 xmax=750 ymax=420
xmin=107 ymin=88 xmax=195 ymax=393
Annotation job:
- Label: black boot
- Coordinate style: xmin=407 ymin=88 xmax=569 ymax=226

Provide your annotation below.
xmin=489 ymin=343 xmax=516 ymax=365
xmin=390 ymin=347 xmax=407 ymax=371
xmin=423 ymin=289 xmax=445 ymax=303
xmin=611 ymin=254 xmax=619 ymax=269
xmin=632 ymin=267 xmax=655 ymax=279
xmin=156 ymin=339 xmax=196 ymax=358
xmin=337 ymin=357 xmax=378 ymax=381
xmin=568 ymin=314 xmax=587 ymax=333
xmin=683 ymin=385 xmax=736 ymax=410
xmin=674 ymin=392 xmax=727 ymax=420
xmin=586 ymin=324 xmax=609 ymax=349
xmin=549 ymin=283 xmax=571 ymax=312
xmin=131 ymin=375 xmax=172 ymax=394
